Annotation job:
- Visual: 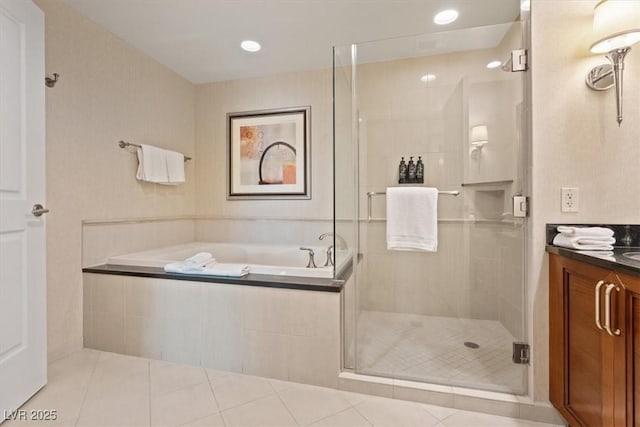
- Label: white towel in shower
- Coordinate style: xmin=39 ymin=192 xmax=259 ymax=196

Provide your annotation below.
xmin=386 ymin=187 xmax=438 ymax=252
xmin=557 ymin=226 xmax=614 ymax=238
xmin=166 ymin=149 xmax=185 ymax=184
xmin=136 ymin=144 xmax=169 ymax=183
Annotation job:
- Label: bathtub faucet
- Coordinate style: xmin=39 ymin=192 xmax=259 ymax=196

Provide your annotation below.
xmin=318 ymin=232 xmax=347 ymax=249
xmin=299 ymin=247 xmax=317 ymax=268
xmin=324 ymin=245 xmax=334 ymax=267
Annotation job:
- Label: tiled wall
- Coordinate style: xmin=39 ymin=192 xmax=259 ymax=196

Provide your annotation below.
xmin=35 ymin=0 xmax=196 ymax=361
xmin=195 ymin=218 xmax=333 ymax=247
xmin=82 ymin=219 xmax=195 ymax=267
xmin=83 ymin=273 xmax=341 ymax=388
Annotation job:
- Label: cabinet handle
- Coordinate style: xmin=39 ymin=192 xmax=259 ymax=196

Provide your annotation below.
xmin=595 ymin=280 xmax=605 ymax=330
xmin=604 ymin=283 xmax=621 ymax=337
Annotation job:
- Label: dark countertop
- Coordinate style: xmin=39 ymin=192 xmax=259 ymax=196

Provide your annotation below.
xmin=546 ymin=245 xmax=640 ymax=278
xmin=83 ymin=263 xmax=347 ymax=293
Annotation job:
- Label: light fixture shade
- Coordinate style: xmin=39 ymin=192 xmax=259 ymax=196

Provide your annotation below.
xmin=591 ymin=0 xmax=640 ymax=53
xmin=470 ymin=125 xmax=488 ymax=146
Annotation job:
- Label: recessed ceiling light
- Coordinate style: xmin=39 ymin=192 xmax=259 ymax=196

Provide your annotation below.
xmin=520 ymin=0 xmax=530 ymax=11
xmin=433 ymin=9 xmax=459 ymax=25
xmin=240 ymin=40 xmax=261 ymax=52
xmin=486 ymin=60 xmax=502 ymax=69
xmin=420 ymin=74 xmax=437 ymax=82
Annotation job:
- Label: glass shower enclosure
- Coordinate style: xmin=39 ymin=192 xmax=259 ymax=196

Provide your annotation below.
xmin=334 ymin=8 xmax=529 ymax=395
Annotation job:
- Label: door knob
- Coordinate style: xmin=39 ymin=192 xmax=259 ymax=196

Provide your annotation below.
xmin=32 ymin=204 xmax=50 ymax=217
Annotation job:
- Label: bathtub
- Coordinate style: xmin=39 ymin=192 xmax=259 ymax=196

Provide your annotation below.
xmin=106 ymin=241 xmax=344 ymax=279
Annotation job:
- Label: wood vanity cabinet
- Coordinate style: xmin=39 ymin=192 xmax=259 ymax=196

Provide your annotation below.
xmin=549 ymin=254 xmax=640 ymax=426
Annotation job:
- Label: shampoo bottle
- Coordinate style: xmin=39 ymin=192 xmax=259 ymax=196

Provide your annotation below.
xmin=407 ymin=157 xmax=416 ymax=183
xmin=398 ymin=157 xmax=407 ymax=183
xmin=416 ymin=156 xmax=424 ymax=184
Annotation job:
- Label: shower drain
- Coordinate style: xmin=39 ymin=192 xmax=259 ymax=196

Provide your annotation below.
xmin=464 ymin=341 xmax=480 ymax=349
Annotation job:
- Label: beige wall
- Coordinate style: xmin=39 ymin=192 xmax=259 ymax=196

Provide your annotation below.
xmin=530 ymin=0 xmax=640 ymax=401
xmin=195 ymin=70 xmax=333 ymax=220
xmin=35 ymin=0 xmax=196 ymax=361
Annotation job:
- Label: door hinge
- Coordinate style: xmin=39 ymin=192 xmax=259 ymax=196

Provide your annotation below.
xmin=511 ymin=49 xmax=527 ymax=72
xmin=513 ymin=342 xmax=530 ymax=364
xmin=513 ymin=195 xmax=529 ymax=218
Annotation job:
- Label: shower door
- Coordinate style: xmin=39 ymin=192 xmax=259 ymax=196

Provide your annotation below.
xmin=334 ymin=11 xmax=530 ymax=394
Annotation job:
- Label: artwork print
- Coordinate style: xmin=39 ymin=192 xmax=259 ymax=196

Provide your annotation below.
xmin=227 ymin=107 xmax=310 ymax=199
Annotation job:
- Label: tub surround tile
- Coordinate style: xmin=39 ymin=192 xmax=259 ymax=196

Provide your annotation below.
xmin=241 ymin=330 xmax=290 ymax=380
xmin=200 ymin=325 xmax=244 ymax=373
xmin=287 ymin=335 xmax=340 ymax=388
xmin=84 ymin=272 xmax=341 ymax=389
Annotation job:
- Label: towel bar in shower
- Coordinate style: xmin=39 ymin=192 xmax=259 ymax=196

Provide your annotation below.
xmin=118 ymin=140 xmax=192 ymax=161
xmin=366 ymin=190 xmax=460 ymax=222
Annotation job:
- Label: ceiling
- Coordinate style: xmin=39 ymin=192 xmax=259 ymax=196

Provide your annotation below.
xmin=62 ymin=0 xmax=522 ymax=84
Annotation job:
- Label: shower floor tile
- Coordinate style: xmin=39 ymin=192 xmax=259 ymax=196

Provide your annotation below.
xmin=356 ymin=310 xmax=526 ymax=394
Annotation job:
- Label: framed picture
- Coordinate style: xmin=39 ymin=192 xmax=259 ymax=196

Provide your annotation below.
xmin=227 ymin=106 xmax=311 ymax=200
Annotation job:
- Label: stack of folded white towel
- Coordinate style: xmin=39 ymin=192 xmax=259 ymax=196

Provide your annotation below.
xmin=136 ymin=144 xmax=185 ymax=185
xmin=164 ymin=252 xmax=249 ymax=277
xmin=552 ymin=226 xmax=616 ymax=251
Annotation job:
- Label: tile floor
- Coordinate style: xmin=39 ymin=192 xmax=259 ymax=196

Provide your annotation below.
xmin=357 ymin=311 xmax=524 ymax=393
xmin=4 ymin=349 xmax=562 ymax=427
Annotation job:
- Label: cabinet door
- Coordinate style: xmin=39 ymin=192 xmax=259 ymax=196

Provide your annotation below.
xmin=623 ymin=273 xmax=640 ymax=427
xmin=549 ymin=255 xmax=625 ymax=426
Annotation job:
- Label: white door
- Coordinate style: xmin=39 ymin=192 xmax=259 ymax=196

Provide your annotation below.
xmin=0 ymin=0 xmax=46 ymax=418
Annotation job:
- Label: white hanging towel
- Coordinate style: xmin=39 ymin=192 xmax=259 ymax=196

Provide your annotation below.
xmin=136 ymin=144 xmax=169 ymax=184
xmin=166 ymin=149 xmax=185 ymax=184
xmin=386 ymin=187 xmax=438 ymax=252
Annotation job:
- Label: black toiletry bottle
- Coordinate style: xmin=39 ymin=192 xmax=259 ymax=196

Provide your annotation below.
xmin=416 ymin=156 xmax=424 ymax=184
xmin=407 ymin=157 xmax=416 ymax=183
xmin=398 ymin=157 xmax=407 ymax=184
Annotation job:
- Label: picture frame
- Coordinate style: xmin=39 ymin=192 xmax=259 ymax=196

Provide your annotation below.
xmin=227 ymin=106 xmax=311 ymax=200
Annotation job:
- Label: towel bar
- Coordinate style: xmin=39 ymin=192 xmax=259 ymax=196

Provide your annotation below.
xmin=118 ymin=140 xmax=192 ymax=161
xmin=366 ymin=189 xmax=460 ymax=222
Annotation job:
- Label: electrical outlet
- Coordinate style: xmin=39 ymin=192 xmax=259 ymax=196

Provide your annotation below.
xmin=561 ymin=187 xmax=579 ymax=212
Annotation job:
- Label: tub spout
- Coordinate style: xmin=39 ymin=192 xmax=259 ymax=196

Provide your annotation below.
xmin=319 ymin=232 xmax=347 ymax=249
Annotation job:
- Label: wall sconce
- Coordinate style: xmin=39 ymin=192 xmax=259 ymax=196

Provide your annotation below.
xmin=585 ymin=0 xmax=640 ymax=126
xmin=470 ymin=125 xmax=488 ymax=152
